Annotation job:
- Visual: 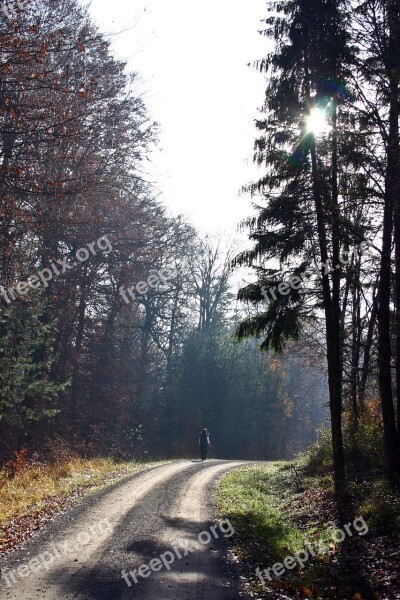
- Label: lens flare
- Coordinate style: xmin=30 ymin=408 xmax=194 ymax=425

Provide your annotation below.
xmin=305 ymin=107 xmax=328 ymax=135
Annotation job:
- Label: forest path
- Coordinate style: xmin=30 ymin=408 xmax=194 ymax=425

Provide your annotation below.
xmin=1 ymin=459 xmax=251 ymax=599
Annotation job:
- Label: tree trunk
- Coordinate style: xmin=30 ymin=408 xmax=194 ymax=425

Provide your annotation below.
xmin=378 ymin=94 xmax=398 ymax=480
xmin=387 ymin=0 xmax=400 ymax=458
xmin=378 ymin=0 xmax=400 ymax=481
xmin=358 ymin=283 xmax=378 ymax=410
xmin=310 ymin=135 xmax=346 ymax=493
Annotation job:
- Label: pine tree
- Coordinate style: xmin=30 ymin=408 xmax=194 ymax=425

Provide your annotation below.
xmin=236 ymin=0 xmax=362 ymax=493
xmin=0 ymin=300 xmax=67 ymax=456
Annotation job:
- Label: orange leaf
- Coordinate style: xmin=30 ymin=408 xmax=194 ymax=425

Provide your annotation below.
xmin=301 ymin=587 xmax=312 ymax=596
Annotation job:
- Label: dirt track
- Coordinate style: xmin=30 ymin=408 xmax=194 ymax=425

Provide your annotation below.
xmin=0 ymin=460 xmax=251 ymax=599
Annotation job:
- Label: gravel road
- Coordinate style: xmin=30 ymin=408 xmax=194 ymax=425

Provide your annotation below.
xmin=0 ymin=460 xmax=250 ymax=599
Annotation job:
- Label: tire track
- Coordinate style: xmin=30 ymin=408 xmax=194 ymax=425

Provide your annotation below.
xmin=1 ymin=460 xmax=252 ymax=599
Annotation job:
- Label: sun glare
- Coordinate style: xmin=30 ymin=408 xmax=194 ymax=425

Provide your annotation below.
xmin=305 ymin=107 xmax=328 ymax=135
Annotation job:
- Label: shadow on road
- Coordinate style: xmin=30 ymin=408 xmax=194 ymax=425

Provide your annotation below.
xmin=49 ymin=516 xmax=233 ymax=599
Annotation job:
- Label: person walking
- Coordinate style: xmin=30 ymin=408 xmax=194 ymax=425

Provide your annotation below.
xmin=199 ymin=428 xmax=210 ymax=461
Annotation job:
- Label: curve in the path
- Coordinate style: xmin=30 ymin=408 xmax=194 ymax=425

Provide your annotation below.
xmin=1 ymin=460 xmax=250 ymax=600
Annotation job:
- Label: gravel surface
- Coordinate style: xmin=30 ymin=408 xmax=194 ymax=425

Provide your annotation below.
xmin=0 ymin=459 xmax=250 ymax=599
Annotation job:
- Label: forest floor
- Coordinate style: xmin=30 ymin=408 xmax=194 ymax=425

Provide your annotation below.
xmin=0 ymin=457 xmax=169 ymax=555
xmin=217 ymin=462 xmax=400 ymax=600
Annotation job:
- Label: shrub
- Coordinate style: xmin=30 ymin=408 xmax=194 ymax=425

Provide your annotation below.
xmin=304 ymin=428 xmax=333 ymax=476
xmin=5 ymin=448 xmax=33 ymax=479
xmin=344 ymin=418 xmax=385 ymax=480
xmin=304 ymin=416 xmax=385 ymax=481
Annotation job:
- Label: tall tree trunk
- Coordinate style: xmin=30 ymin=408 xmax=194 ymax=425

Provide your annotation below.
xmin=70 ymin=275 xmax=88 ymax=429
xmin=358 ymin=283 xmax=378 ymax=410
xmin=310 ymin=135 xmax=346 ymax=493
xmin=378 ymin=176 xmax=398 ymax=481
xmin=350 ymin=270 xmax=361 ymax=427
xmin=378 ymin=0 xmax=400 ymax=481
xmin=387 ymin=0 xmax=400 ymax=456
xmin=166 ymin=290 xmax=179 ymax=386
xmin=378 ymin=97 xmax=398 ymax=481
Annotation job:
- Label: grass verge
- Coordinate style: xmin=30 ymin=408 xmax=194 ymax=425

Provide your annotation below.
xmin=217 ymin=461 xmax=400 ymax=600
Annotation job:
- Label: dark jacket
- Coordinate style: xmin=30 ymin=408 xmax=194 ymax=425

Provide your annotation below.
xmin=199 ymin=431 xmax=210 ymax=447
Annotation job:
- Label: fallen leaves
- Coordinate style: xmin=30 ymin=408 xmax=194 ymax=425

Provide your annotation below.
xmin=0 ymin=487 xmax=88 ymax=555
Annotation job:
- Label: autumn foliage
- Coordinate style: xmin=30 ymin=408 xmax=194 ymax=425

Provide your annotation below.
xmin=0 ymin=0 xmax=191 ymax=460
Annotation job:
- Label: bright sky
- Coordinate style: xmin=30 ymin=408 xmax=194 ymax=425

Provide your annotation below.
xmin=88 ymin=0 xmax=268 ymax=234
